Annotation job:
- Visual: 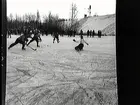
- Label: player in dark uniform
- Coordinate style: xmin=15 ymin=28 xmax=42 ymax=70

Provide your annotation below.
xmin=98 ymin=30 xmax=102 ymax=38
xmin=87 ymin=30 xmax=89 ymax=37
xmin=53 ymin=32 xmax=60 ymax=43
xmin=27 ymin=29 xmax=42 ymax=47
xmin=92 ymin=30 xmax=95 ymax=37
xmin=7 ymin=29 xmax=12 ymax=38
xmin=89 ymin=30 xmax=92 ymax=37
xmin=8 ymin=33 xmax=29 ymax=50
xmin=80 ymin=29 xmax=83 ymax=36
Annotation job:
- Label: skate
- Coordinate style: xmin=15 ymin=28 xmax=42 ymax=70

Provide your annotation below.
xmin=22 ymin=48 xmax=26 ymax=50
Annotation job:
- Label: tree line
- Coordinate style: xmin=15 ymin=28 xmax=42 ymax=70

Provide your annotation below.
xmin=7 ymin=10 xmax=79 ymax=36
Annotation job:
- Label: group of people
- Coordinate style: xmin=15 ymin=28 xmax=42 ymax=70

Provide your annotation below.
xmin=52 ymin=30 xmax=89 ymax=51
xmin=8 ymin=28 xmax=89 ymax=52
xmin=7 ymin=28 xmax=20 ymax=38
xmin=8 ymin=28 xmax=104 ymax=52
xmin=8 ymin=28 xmax=42 ymax=50
xmin=7 ymin=27 xmax=28 ymax=38
xmin=67 ymin=30 xmax=76 ymax=37
xmin=7 ymin=27 xmax=45 ymax=38
xmin=87 ymin=30 xmax=102 ymax=38
xmin=87 ymin=30 xmax=95 ymax=37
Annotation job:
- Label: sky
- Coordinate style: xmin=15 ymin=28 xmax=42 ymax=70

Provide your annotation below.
xmin=7 ymin=0 xmax=116 ymax=19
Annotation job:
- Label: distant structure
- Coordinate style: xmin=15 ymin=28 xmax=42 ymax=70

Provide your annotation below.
xmin=88 ymin=5 xmax=91 ymax=17
xmin=84 ymin=14 xmax=87 ymax=18
xmin=84 ymin=5 xmax=91 ymax=18
xmin=94 ymin=13 xmax=98 ymax=17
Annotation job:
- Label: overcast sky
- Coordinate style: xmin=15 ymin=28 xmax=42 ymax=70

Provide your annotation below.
xmin=7 ymin=0 xmax=116 ymax=19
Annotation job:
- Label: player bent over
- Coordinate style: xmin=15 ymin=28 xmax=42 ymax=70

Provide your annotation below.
xmin=27 ymin=29 xmax=42 ymax=47
xmin=8 ymin=34 xmax=29 ymax=50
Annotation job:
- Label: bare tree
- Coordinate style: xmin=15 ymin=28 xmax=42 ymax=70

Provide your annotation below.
xmin=36 ymin=10 xmax=41 ymax=28
xmin=70 ymin=3 xmax=79 ymax=34
xmin=9 ymin=13 xmax=13 ymax=21
xmin=36 ymin=10 xmax=40 ymax=22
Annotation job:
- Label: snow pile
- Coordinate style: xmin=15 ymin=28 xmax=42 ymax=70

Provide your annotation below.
xmin=78 ymin=14 xmax=115 ymax=34
xmin=102 ymin=22 xmax=116 ymax=36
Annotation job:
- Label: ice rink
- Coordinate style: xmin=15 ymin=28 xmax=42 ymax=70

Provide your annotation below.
xmin=6 ymin=35 xmax=117 ymax=105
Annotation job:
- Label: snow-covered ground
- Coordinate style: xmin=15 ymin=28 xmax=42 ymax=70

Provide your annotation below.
xmin=6 ymin=35 xmax=117 ymax=105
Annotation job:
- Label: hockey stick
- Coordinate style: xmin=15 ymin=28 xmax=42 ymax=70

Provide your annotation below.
xmin=73 ymin=39 xmax=79 ymax=43
xmin=73 ymin=39 xmax=89 ymax=45
xmin=26 ymin=44 xmax=37 ymax=51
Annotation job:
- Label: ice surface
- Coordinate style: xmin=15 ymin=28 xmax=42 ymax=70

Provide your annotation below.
xmin=6 ymin=35 xmax=117 ymax=105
